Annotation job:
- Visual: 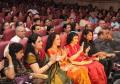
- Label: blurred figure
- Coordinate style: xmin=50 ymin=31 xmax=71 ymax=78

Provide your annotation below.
xmin=94 ymin=20 xmax=106 ymax=39
xmin=111 ymin=16 xmax=120 ymax=29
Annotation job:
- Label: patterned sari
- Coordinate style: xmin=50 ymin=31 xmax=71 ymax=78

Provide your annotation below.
xmin=65 ymin=44 xmax=107 ymax=84
xmin=47 ymin=48 xmax=91 ymax=84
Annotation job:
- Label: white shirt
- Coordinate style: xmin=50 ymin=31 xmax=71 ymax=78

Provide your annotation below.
xmin=93 ymin=26 xmax=102 ymax=40
xmin=28 ymin=9 xmax=39 ymax=15
xmin=111 ymin=22 xmax=120 ymax=29
xmin=4 ymin=35 xmax=27 ymax=57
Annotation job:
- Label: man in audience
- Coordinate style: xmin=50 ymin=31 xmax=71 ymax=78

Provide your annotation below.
xmin=89 ymin=11 xmax=98 ymax=24
xmin=31 ymin=24 xmax=42 ymax=35
xmin=4 ymin=26 xmax=27 ymax=57
xmin=63 ymin=23 xmax=72 ymax=34
xmin=93 ymin=20 xmax=106 ymax=39
xmin=111 ymin=16 xmax=120 ymax=29
xmin=33 ymin=18 xmax=41 ymax=26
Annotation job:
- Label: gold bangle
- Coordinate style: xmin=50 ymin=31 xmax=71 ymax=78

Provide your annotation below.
xmin=47 ymin=63 xmax=51 ymax=67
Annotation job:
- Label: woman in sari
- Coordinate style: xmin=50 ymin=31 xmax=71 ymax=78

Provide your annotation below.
xmin=65 ymin=32 xmax=107 ymax=84
xmin=45 ymin=32 xmax=91 ymax=84
xmin=24 ymin=33 xmax=56 ymax=84
xmin=80 ymin=29 xmax=113 ymax=77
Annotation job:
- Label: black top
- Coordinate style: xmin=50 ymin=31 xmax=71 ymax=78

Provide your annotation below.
xmin=83 ymin=41 xmax=98 ymax=56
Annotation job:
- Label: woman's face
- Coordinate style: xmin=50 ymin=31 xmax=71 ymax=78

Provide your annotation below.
xmin=53 ymin=34 xmax=60 ymax=46
xmin=86 ymin=32 xmax=93 ymax=41
xmin=72 ymin=35 xmax=79 ymax=44
xmin=35 ymin=36 xmax=43 ymax=50
xmin=4 ymin=22 xmax=10 ymax=29
xmin=16 ymin=49 xmax=24 ymax=60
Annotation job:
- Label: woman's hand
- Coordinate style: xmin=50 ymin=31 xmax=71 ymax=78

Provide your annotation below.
xmin=30 ymin=73 xmax=48 ymax=79
xmin=6 ymin=52 xmax=12 ymax=61
xmin=0 ymin=60 xmax=4 ymax=71
xmin=85 ymin=46 xmax=90 ymax=55
xmin=79 ymin=42 xmax=84 ymax=52
xmin=71 ymin=60 xmax=92 ymax=65
xmin=93 ymin=51 xmax=107 ymax=57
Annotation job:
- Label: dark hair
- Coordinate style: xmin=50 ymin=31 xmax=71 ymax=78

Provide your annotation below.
xmin=24 ymin=33 xmax=40 ymax=63
xmin=46 ymin=26 xmax=54 ymax=35
xmin=31 ymin=24 xmax=39 ymax=31
xmin=45 ymin=32 xmax=59 ymax=52
xmin=33 ymin=18 xmax=40 ymax=23
xmin=63 ymin=23 xmax=71 ymax=29
xmin=63 ymin=23 xmax=72 ymax=32
xmin=98 ymin=31 xmax=103 ymax=36
xmin=25 ymin=33 xmax=40 ymax=55
xmin=66 ymin=32 xmax=78 ymax=44
xmin=80 ymin=29 xmax=93 ymax=44
xmin=9 ymin=43 xmax=23 ymax=66
xmin=47 ymin=26 xmax=53 ymax=31
xmin=15 ymin=21 xmax=23 ymax=27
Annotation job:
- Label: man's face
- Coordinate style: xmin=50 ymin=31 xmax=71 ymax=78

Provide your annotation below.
xmin=17 ymin=27 xmax=26 ymax=38
xmin=99 ymin=21 xmax=106 ymax=28
xmin=34 ymin=26 xmax=41 ymax=34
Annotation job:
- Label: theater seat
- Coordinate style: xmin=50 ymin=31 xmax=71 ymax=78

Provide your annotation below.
xmin=53 ymin=19 xmax=63 ymax=26
xmin=41 ymin=35 xmax=48 ymax=49
xmin=3 ymin=29 xmax=16 ymax=41
xmin=25 ymin=31 xmax=32 ymax=37
xmin=39 ymin=30 xmax=47 ymax=36
xmin=20 ymin=38 xmax=28 ymax=49
xmin=54 ymin=26 xmax=63 ymax=33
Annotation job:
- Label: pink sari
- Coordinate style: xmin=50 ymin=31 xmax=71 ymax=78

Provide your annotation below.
xmin=65 ymin=44 xmax=107 ymax=84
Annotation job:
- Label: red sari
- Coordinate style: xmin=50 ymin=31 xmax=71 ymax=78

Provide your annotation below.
xmin=65 ymin=44 xmax=107 ymax=84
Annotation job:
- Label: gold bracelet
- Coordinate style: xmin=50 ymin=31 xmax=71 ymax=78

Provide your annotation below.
xmin=47 ymin=63 xmax=51 ymax=67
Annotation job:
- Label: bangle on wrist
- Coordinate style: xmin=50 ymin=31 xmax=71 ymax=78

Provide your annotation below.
xmin=9 ymin=64 xmax=14 ymax=68
xmin=47 ymin=63 xmax=51 ymax=67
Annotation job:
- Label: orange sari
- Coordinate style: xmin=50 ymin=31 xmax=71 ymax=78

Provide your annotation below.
xmin=47 ymin=48 xmax=91 ymax=84
xmin=65 ymin=44 xmax=107 ymax=84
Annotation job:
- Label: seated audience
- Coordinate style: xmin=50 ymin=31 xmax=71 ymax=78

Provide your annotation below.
xmin=45 ymin=32 xmax=91 ymax=84
xmin=24 ymin=33 xmax=56 ymax=84
xmin=65 ymin=31 xmax=107 ymax=84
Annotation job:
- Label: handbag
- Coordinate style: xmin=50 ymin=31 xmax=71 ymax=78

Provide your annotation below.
xmin=15 ymin=75 xmax=31 ymax=84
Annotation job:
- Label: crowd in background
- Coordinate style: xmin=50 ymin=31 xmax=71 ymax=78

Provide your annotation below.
xmin=0 ymin=0 xmax=120 ymax=84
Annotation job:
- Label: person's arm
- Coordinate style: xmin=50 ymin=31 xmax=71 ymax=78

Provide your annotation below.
xmin=4 ymin=54 xmax=15 ymax=79
xmin=69 ymin=43 xmax=85 ymax=61
xmin=69 ymin=50 xmax=83 ymax=61
xmin=92 ymin=51 xmax=107 ymax=57
xmin=28 ymin=53 xmax=56 ymax=74
xmin=30 ymin=61 xmax=54 ymax=74
xmin=71 ymin=60 xmax=92 ymax=65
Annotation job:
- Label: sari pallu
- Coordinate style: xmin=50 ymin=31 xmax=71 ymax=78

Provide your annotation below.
xmin=47 ymin=62 xmax=71 ymax=84
xmin=47 ymin=49 xmax=91 ymax=84
xmin=66 ymin=65 xmax=91 ymax=84
xmin=65 ymin=44 xmax=107 ymax=84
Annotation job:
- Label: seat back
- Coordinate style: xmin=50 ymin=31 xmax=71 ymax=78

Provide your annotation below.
xmin=3 ymin=29 xmax=15 ymax=41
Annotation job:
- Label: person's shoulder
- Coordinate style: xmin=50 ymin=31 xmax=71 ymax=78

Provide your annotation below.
xmin=28 ymin=52 xmax=35 ymax=56
xmin=10 ymin=35 xmax=21 ymax=42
